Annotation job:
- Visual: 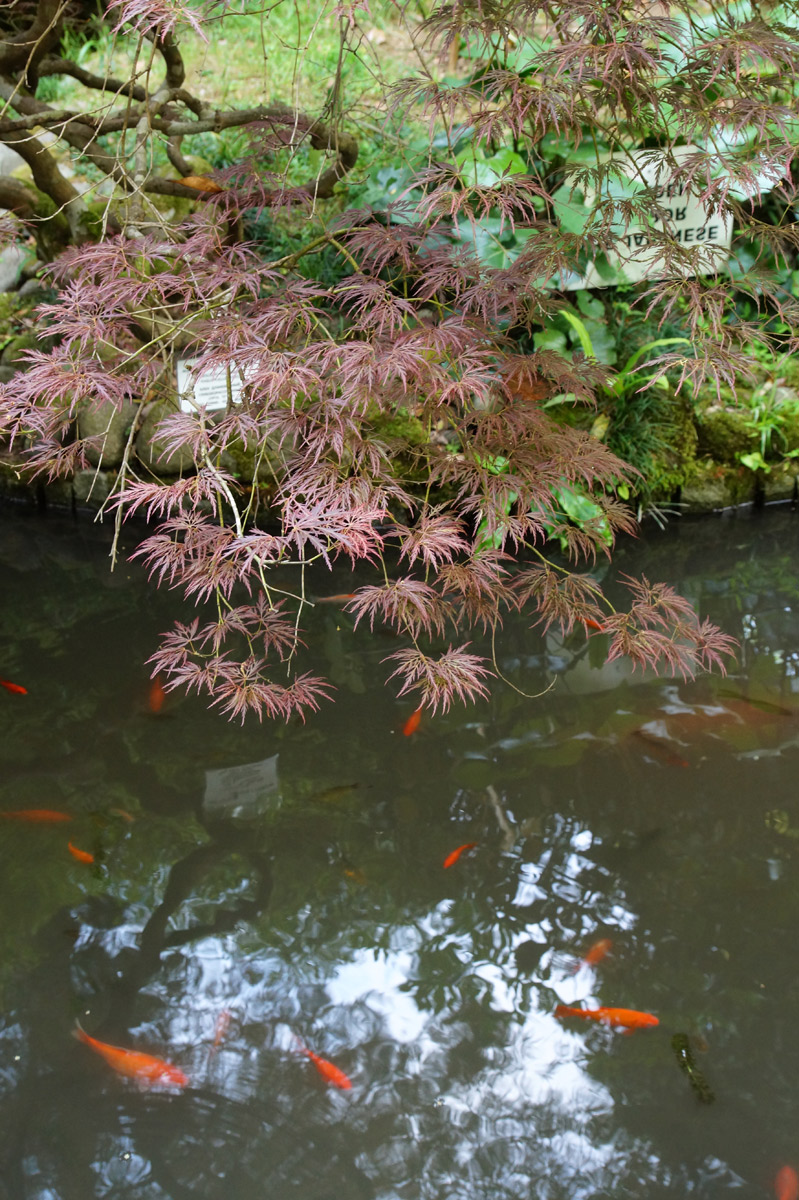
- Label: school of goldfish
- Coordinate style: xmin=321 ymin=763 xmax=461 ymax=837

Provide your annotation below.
xmin=2 ymin=665 xmax=354 ymax=1092
xmin=3 ymin=666 xmax=797 ymax=1188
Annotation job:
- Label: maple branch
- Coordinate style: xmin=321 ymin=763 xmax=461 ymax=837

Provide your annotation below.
xmin=0 ymin=176 xmax=37 ymax=218
xmin=0 ymin=0 xmax=65 ymax=81
xmin=38 ymin=55 xmax=148 ymax=102
xmin=146 ymin=29 xmax=186 ymax=92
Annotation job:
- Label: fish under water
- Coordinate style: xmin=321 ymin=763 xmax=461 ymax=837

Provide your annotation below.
xmin=295 ymin=1040 xmax=352 ymax=1090
xmin=208 ymin=1010 xmax=232 ymax=1059
xmin=572 ymin=937 xmax=613 ymax=973
xmin=774 ymin=1165 xmax=799 ymax=1200
xmin=73 ymin=1024 xmax=188 ymax=1088
xmin=0 ymin=679 xmax=27 ymax=695
xmin=443 ymin=841 xmax=477 ymax=869
xmin=555 ymin=1004 xmax=659 ymax=1031
xmin=671 ymin=1032 xmax=715 ymax=1104
xmin=67 ymin=842 xmax=94 ymax=864
xmin=403 ymin=707 xmax=423 ymax=737
xmin=148 ymin=675 xmax=166 ymax=714
xmin=314 ymin=783 xmax=359 ymax=806
xmin=629 ymin=728 xmax=690 ymax=768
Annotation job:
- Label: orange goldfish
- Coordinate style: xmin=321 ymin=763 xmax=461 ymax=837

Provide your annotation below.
xmin=775 ymin=1166 xmax=799 ymax=1200
xmin=148 ymin=675 xmax=165 ymax=714
xmin=296 ymin=1040 xmax=352 ymax=1090
xmin=209 ymin=1010 xmax=232 ymax=1058
xmin=572 ymin=937 xmax=613 ymax=973
xmin=443 ymin=841 xmax=477 ymax=869
xmin=73 ymin=1024 xmax=189 ymax=1087
xmin=68 ymin=842 xmax=94 ymax=864
xmin=0 ymin=679 xmax=26 ymax=695
xmin=403 ymin=707 xmax=423 ymax=737
xmin=314 ymin=593 xmax=357 ymax=604
xmin=583 ymin=618 xmax=605 ymax=632
xmin=109 ymin=807 xmax=135 ymax=823
xmin=555 ymin=1004 xmax=658 ymax=1031
xmin=0 ymin=809 xmax=71 ymax=823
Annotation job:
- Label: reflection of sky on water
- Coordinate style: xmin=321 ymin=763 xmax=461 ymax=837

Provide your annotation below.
xmin=327 ymin=946 xmax=428 ymax=1043
xmin=77 ymin=808 xmax=655 ymax=1197
xmin=10 ymin=512 xmax=799 ymax=1198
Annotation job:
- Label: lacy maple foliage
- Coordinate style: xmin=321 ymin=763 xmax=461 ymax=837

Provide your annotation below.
xmin=3 ymin=0 xmax=789 ymax=720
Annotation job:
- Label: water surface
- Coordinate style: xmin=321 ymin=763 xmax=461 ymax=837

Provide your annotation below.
xmin=2 ymin=504 xmax=799 ymax=1199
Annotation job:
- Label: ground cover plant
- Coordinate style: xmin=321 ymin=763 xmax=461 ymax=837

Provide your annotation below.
xmin=3 ymin=0 xmax=798 ymax=721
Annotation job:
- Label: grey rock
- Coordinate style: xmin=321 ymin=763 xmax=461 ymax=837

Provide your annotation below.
xmin=0 ymin=146 xmax=26 ymax=175
xmin=135 ymin=399 xmax=195 ymax=474
xmin=73 ymin=468 xmax=112 ymax=508
xmin=41 ymin=477 xmax=75 ymax=509
xmin=17 ymin=276 xmax=45 ymax=298
xmin=0 ymin=365 xmax=17 ymax=383
xmin=219 ymin=439 xmax=290 ymax=485
xmin=0 ymin=245 xmax=30 ymax=292
xmin=763 ymin=463 xmax=799 ymax=504
xmin=78 ymin=399 xmax=138 ymax=468
xmin=681 ymin=476 xmax=756 ymax=513
xmin=1 ymin=332 xmax=40 ymax=370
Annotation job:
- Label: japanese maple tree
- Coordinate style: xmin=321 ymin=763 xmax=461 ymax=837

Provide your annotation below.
xmin=3 ymin=0 xmax=792 ymax=719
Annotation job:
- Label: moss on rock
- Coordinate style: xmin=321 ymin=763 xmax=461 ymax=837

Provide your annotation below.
xmin=680 ymin=458 xmax=757 ymax=512
xmin=695 ymin=406 xmax=757 ymax=464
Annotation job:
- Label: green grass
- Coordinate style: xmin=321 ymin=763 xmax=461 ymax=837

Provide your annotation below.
xmin=41 ymin=0 xmax=421 ymax=121
xmin=32 ymin=0 xmax=428 ymax=236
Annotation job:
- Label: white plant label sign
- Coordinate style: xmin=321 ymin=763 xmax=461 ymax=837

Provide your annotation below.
xmin=203 ymin=754 xmax=280 ymax=819
xmin=177 ymin=357 xmax=247 ymax=412
xmin=560 ymin=146 xmax=735 ymax=289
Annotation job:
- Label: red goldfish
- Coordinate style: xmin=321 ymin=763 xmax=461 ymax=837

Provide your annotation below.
xmin=555 ymin=1004 xmax=659 ymax=1031
xmin=73 ymin=1024 xmax=188 ymax=1088
xmin=583 ymin=618 xmax=605 ymax=632
xmin=573 ymin=937 xmax=613 ymax=973
xmin=148 ymin=675 xmax=165 ymax=714
xmin=296 ymin=1040 xmax=351 ymax=1090
xmin=0 ymin=679 xmax=26 ymax=695
xmin=403 ymin=707 xmax=423 ymax=737
xmin=775 ymin=1166 xmax=799 ymax=1200
xmin=314 ymin=593 xmax=357 ymax=604
xmin=443 ymin=841 xmax=477 ymax=869
xmin=211 ymin=1010 xmax=232 ymax=1052
xmin=0 ymin=809 xmax=71 ymax=823
xmin=68 ymin=842 xmax=94 ymax=864
xmin=109 ymin=807 xmax=135 ymax=823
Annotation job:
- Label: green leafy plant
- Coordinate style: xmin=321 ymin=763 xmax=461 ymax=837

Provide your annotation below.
xmin=474 ymin=454 xmax=612 ymax=555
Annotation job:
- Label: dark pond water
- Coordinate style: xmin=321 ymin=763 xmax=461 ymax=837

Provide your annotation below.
xmin=2 ymin=503 xmax=799 ymax=1199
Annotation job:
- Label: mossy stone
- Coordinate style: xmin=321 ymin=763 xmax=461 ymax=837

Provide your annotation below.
xmin=78 ymin=399 xmax=139 ymax=468
xmin=1 ymin=332 xmax=43 ymax=371
xmin=645 ymin=389 xmax=699 ymax=501
xmin=219 ymin=436 xmax=290 ymax=485
xmin=762 ymin=461 xmax=799 ymax=504
xmin=680 ymin=459 xmax=757 ymax=512
xmin=135 ymin=399 xmax=195 ymax=474
xmin=695 ymin=407 xmax=756 ymax=464
xmin=73 ymin=468 xmax=112 ymax=508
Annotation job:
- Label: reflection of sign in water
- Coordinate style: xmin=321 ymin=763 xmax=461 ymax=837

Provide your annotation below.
xmin=562 ymin=146 xmax=734 ymax=290
xmin=203 ymin=754 xmax=279 ymax=819
xmin=177 ymin=358 xmax=249 ymax=413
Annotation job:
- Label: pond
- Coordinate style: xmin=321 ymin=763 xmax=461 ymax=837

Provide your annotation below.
xmin=2 ymin=502 xmax=799 ymax=1200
